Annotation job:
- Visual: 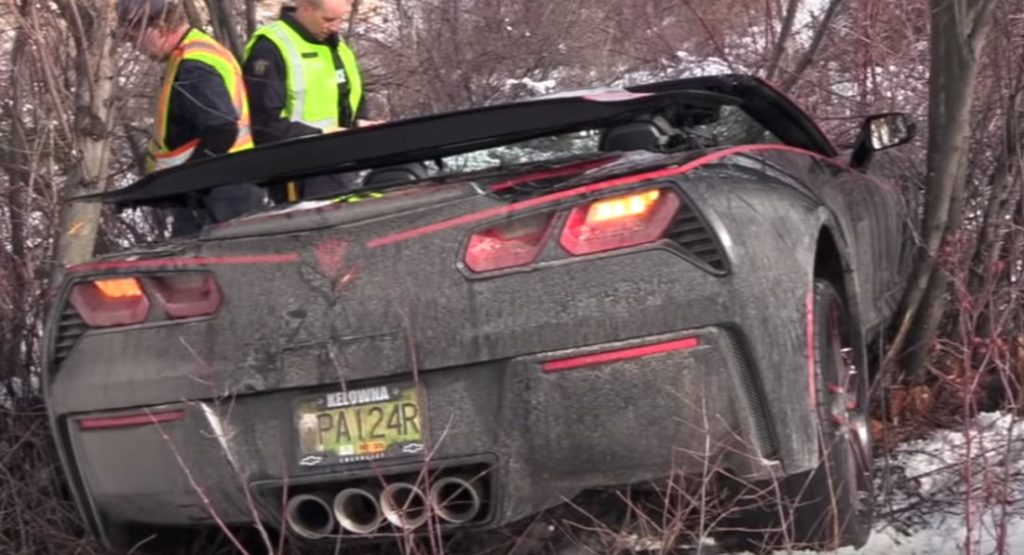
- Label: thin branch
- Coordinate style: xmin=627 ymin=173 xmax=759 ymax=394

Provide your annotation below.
xmin=780 ymin=0 xmax=844 ymax=92
xmin=765 ymin=0 xmax=802 ymax=81
xmin=678 ymin=0 xmax=736 ymax=73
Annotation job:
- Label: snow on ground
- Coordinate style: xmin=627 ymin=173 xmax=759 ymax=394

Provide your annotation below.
xmin=797 ymin=412 xmax=1024 ymax=555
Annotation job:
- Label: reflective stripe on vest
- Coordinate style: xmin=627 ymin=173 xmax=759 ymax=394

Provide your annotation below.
xmin=148 ymin=29 xmax=254 ymax=173
xmin=244 ymin=21 xmax=363 ymax=131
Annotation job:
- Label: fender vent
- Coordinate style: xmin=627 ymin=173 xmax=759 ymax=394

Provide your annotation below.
xmin=725 ymin=330 xmax=778 ymax=458
xmin=667 ymin=203 xmax=727 ymax=272
xmin=53 ymin=305 xmax=87 ymax=365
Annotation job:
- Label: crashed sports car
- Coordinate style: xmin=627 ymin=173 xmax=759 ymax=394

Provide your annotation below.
xmin=44 ymin=74 xmax=914 ymax=552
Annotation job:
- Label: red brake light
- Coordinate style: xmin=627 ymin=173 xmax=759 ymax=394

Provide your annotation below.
xmin=542 ymin=336 xmax=700 ymax=372
xmin=94 ymin=277 xmax=144 ymax=298
xmin=586 ymin=189 xmax=662 ymax=222
xmin=560 ymin=188 xmax=680 ymax=255
xmin=78 ymin=409 xmax=186 ymax=431
xmin=70 ymin=278 xmax=150 ymax=327
xmin=149 ymin=272 xmax=222 ymax=318
xmin=465 ymin=213 xmax=553 ymax=272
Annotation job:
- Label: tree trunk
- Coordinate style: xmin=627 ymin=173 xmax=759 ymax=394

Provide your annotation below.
xmin=1 ymin=0 xmax=35 ymax=392
xmin=764 ymin=0 xmax=801 ymax=82
xmin=244 ymin=0 xmax=258 ymax=36
xmin=346 ymin=0 xmax=364 ymax=39
xmin=204 ymin=0 xmax=244 ymax=59
xmin=891 ymin=0 xmax=998 ymax=383
xmin=182 ymin=0 xmax=204 ymax=28
xmin=52 ymin=1 xmax=120 ymax=267
xmin=779 ymin=0 xmax=843 ymax=92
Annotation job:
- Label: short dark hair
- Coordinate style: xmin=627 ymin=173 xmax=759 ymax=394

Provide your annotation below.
xmin=116 ymin=0 xmax=184 ymax=30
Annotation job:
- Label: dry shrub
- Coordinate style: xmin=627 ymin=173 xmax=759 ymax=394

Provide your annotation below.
xmin=0 ymin=397 xmax=110 ymax=555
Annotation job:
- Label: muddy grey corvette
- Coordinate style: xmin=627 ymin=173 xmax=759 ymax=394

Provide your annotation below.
xmin=44 ymin=74 xmax=914 ymax=553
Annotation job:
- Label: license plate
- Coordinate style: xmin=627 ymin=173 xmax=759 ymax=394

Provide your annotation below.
xmin=295 ymin=384 xmax=423 ymax=467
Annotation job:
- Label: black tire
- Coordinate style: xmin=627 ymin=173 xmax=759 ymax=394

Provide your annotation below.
xmin=717 ymin=280 xmax=872 ymax=551
xmin=788 ymin=279 xmax=873 ymax=548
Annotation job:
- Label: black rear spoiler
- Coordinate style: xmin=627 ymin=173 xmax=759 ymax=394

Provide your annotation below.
xmin=83 ymin=74 xmax=834 ymax=207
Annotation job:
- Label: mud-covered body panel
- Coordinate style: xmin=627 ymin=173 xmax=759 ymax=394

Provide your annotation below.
xmin=46 ymin=143 xmax=908 ymax=547
xmin=61 ymin=327 xmax=770 ymax=538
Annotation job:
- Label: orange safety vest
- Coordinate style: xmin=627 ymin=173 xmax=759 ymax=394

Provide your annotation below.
xmin=147 ymin=28 xmax=254 ymax=173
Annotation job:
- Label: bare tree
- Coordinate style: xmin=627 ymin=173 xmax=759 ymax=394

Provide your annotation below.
xmin=778 ymin=0 xmax=844 ymax=92
xmin=203 ymin=0 xmax=244 ymax=58
xmin=49 ymin=1 xmax=121 ymax=267
xmin=244 ymin=0 xmax=258 ymax=36
xmin=890 ymin=0 xmax=999 ymax=383
xmin=764 ymin=0 xmax=802 ymax=81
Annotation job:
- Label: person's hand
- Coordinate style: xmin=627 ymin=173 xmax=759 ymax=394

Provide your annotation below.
xmin=322 ymin=125 xmax=349 ymax=134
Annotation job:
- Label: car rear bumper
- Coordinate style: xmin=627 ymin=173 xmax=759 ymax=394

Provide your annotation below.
xmin=58 ymin=326 xmax=780 ymax=546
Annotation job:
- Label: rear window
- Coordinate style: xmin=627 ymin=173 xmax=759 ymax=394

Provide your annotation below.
xmin=440 ymin=131 xmax=601 ymax=173
xmin=434 ymin=104 xmax=779 ymax=176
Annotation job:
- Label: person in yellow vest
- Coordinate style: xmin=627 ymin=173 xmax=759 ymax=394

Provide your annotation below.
xmin=117 ymin=0 xmax=263 ymax=236
xmin=243 ymin=0 xmax=373 ymax=202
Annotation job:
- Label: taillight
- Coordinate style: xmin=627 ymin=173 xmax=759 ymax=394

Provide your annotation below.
xmin=68 ymin=272 xmax=222 ymax=328
xmin=149 ymin=272 xmax=222 ymax=318
xmin=465 ymin=213 xmax=553 ymax=272
xmin=559 ymin=188 xmax=680 ymax=255
xmin=69 ymin=278 xmax=150 ymax=327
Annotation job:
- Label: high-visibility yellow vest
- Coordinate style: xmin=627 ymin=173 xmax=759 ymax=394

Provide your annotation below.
xmin=148 ymin=28 xmax=254 ymax=174
xmin=244 ymin=21 xmax=363 ymax=132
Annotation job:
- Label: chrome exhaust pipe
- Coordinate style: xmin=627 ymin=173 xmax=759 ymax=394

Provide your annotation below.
xmin=333 ymin=488 xmax=383 ymax=534
xmin=380 ymin=482 xmax=430 ymax=530
xmin=284 ymin=493 xmax=336 ymax=539
xmin=429 ymin=477 xmax=483 ymax=524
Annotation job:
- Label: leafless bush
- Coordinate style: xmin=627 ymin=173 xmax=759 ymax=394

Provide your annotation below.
xmin=0 ymin=403 xmax=111 ymax=554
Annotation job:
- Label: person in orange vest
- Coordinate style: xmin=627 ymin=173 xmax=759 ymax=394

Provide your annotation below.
xmin=116 ymin=0 xmax=263 ymax=236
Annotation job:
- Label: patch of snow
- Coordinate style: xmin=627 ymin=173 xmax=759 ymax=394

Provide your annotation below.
xmin=795 ymin=0 xmax=835 ymax=31
xmin=672 ymin=52 xmax=737 ymax=77
xmin=788 ymin=412 xmax=1024 ymax=554
xmin=504 ymin=77 xmax=558 ymax=95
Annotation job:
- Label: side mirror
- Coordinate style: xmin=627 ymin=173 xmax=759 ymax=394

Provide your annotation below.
xmin=849 ymin=113 xmax=916 ymax=169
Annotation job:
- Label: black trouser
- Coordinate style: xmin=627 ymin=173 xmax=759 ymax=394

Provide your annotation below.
xmin=268 ymin=173 xmax=361 ymax=204
xmin=170 ymin=183 xmax=265 ymax=237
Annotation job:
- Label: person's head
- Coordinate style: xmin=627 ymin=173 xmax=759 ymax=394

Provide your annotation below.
xmin=116 ymin=0 xmax=189 ymax=59
xmin=293 ymin=0 xmax=353 ymax=41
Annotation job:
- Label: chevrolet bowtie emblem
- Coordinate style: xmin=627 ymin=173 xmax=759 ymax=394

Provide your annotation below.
xmin=299 ymin=455 xmax=325 ymax=466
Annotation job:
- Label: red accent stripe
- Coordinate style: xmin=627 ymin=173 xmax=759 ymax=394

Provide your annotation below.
xmin=542 ymin=337 xmax=701 ymax=372
xmin=367 ymin=144 xmax=832 ymax=248
xmin=68 ymin=253 xmax=300 ymax=273
xmin=78 ymin=409 xmax=186 ymax=431
xmin=806 ymin=287 xmax=817 ymax=409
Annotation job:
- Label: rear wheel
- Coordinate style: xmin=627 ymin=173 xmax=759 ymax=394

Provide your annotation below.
xmin=719 ymin=280 xmax=872 ymax=551
xmin=789 ymin=279 xmax=873 ymax=548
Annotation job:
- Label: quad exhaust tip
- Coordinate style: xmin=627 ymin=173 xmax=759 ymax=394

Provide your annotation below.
xmin=333 ymin=488 xmax=384 ymax=534
xmin=285 ymin=493 xmax=336 ymax=539
xmin=430 ymin=476 xmax=483 ymax=524
xmin=380 ymin=482 xmax=430 ymax=530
